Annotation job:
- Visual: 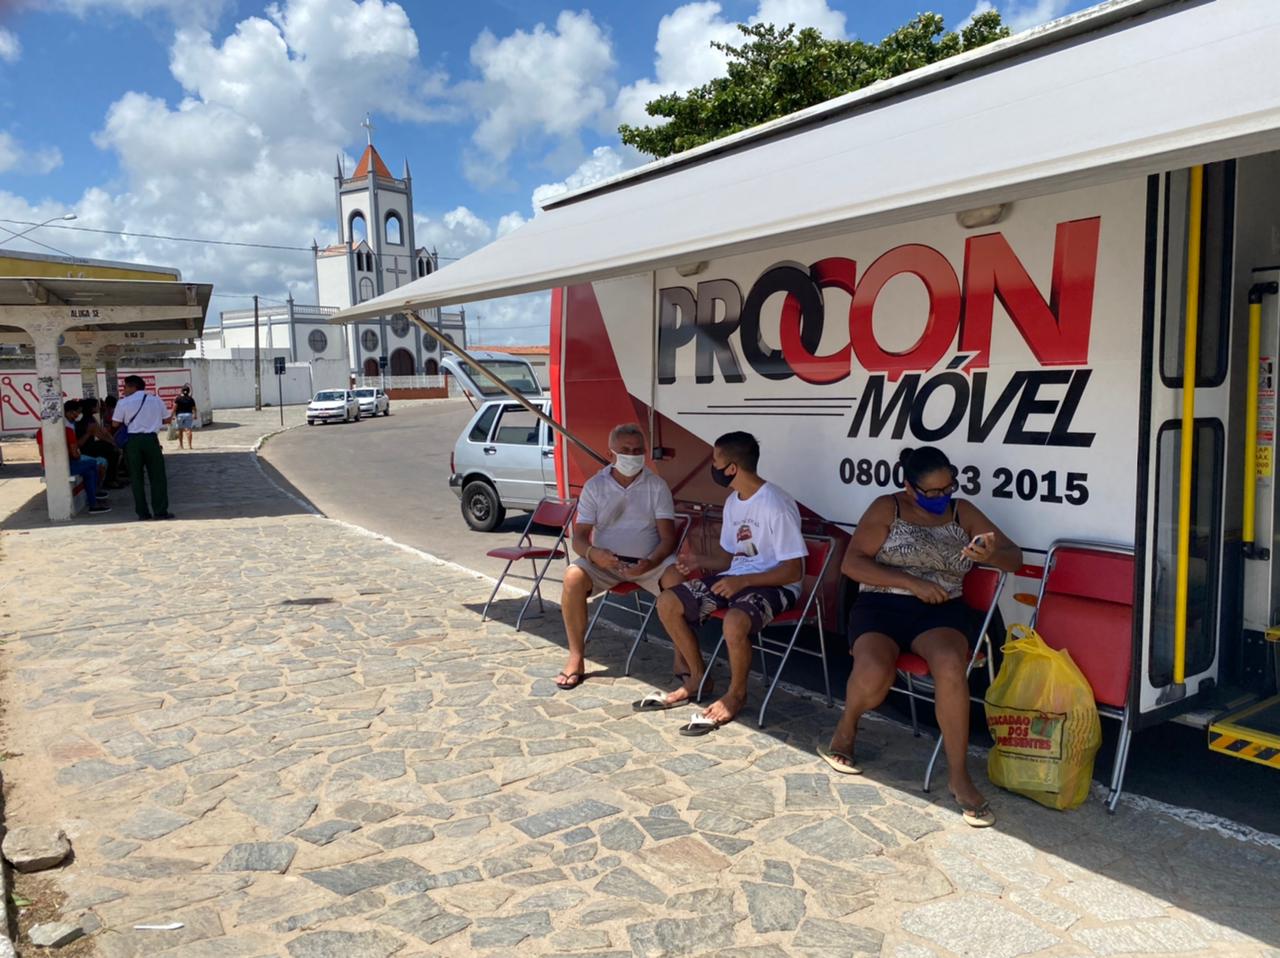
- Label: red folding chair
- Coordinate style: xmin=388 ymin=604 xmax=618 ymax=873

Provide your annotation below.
xmin=580 ymin=515 xmax=692 ymax=675
xmin=695 ymin=535 xmax=835 ymax=728
xmin=481 ymin=497 xmax=577 ymax=630
xmin=889 ymin=567 xmax=1008 ymax=792
xmin=1029 ymin=540 xmax=1135 ymax=813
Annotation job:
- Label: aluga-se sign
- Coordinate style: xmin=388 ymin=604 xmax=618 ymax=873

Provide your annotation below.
xmin=658 ymin=217 xmax=1100 ymax=450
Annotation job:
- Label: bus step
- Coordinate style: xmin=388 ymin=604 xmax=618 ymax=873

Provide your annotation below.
xmin=1207 ymin=694 xmax=1280 ymax=769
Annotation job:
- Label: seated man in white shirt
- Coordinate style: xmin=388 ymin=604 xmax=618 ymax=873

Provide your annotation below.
xmin=556 ymin=423 xmax=684 ymax=690
xmin=654 ymin=431 xmax=806 ymax=734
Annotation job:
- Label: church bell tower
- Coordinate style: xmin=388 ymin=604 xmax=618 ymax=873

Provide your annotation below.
xmin=314 ymin=114 xmax=442 ymax=378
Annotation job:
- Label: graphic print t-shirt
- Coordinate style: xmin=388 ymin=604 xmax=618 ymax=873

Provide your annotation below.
xmin=719 ymin=482 xmax=807 ymax=595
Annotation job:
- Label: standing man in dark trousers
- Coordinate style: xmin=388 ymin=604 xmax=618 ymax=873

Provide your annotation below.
xmin=112 ymin=375 xmax=174 ymax=521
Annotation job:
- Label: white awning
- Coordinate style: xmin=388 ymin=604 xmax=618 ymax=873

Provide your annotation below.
xmin=333 ymin=0 xmax=1280 ymax=323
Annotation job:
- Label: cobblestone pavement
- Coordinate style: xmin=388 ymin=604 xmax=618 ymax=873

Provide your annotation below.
xmin=1 ymin=453 xmax=1278 ymax=957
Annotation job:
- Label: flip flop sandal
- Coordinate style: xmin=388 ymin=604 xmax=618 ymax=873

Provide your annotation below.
xmin=554 ymin=671 xmax=585 ymax=690
xmin=678 ymin=711 xmax=724 ymax=737
xmin=632 ymin=691 xmax=690 ymax=712
xmin=817 ymin=744 xmax=862 ymax=775
xmin=955 ymin=798 xmax=996 ymax=828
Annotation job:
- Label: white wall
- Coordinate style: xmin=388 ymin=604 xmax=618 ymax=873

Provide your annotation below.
xmin=317 ymin=255 xmax=351 ymax=309
xmin=203 ymin=357 xmax=349 ymax=409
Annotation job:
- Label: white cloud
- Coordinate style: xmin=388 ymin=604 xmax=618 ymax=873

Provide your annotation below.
xmin=414 ymin=206 xmax=493 ymax=261
xmin=1000 ymin=0 xmax=1070 ymax=32
xmin=496 ymin=212 xmax=527 ymax=238
xmin=462 ymin=10 xmax=615 ymax=186
xmin=531 ymin=145 xmax=631 ymax=211
xmin=0 ymin=132 xmax=63 ymax=175
xmin=0 ymin=0 xmax=447 ymax=311
xmin=0 ymin=27 xmax=21 ymax=63
xmin=468 ymin=293 xmax=552 ymax=346
xmin=960 ymin=0 xmax=995 ymax=29
xmin=617 ymin=0 xmax=847 ymax=129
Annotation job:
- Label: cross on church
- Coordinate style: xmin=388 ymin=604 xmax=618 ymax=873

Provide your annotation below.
xmin=385 ymin=257 xmax=408 ymax=287
xmin=361 ymin=113 xmax=375 ymax=145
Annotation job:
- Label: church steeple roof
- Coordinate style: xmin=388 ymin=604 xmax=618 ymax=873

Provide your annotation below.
xmin=353 ymin=143 xmax=393 ymax=180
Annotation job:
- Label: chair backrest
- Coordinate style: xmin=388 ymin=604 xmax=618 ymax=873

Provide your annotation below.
xmin=672 ymin=514 xmax=693 ymax=551
xmin=961 ymin=566 xmax=1003 ymax=614
xmin=803 ymin=535 xmax=834 ymax=580
xmin=529 ymin=497 xmax=577 ymax=531
xmin=1032 ymin=542 xmax=1135 ymax=709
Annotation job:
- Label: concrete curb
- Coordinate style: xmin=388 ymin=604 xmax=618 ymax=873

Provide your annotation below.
xmin=0 ymin=769 xmax=18 ymax=958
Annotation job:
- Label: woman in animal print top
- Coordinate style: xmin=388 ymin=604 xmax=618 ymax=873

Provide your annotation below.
xmin=821 ymin=446 xmax=1022 ymax=827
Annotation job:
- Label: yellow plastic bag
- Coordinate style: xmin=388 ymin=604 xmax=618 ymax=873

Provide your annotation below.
xmin=984 ymin=624 xmax=1101 ymax=810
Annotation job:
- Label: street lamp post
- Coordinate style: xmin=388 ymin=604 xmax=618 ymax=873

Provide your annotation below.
xmin=0 ymin=213 xmax=77 ymax=249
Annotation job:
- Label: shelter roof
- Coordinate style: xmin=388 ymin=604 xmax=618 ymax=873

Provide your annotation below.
xmin=0 ymin=277 xmax=211 ymax=340
xmin=331 ymin=0 xmax=1280 ymax=323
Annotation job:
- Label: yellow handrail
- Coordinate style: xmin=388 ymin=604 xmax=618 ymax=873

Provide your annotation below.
xmin=1173 ymin=165 xmax=1204 ymax=689
xmin=1244 ymin=300 xmax=1262 ymax=547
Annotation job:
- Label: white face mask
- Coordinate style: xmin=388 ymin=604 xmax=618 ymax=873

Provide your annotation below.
xmin=613 ymin=453 xmax=645 ymax=477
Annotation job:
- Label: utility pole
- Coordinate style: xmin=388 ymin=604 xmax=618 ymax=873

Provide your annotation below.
xmin=253 ymin=294 xmax=262 ymax=411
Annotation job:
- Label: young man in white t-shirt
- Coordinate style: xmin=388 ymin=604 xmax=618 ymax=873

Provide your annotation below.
xmin=557 ymin=423 xmax=685 ymax=690
xmin=653 ymin=431 xmax=806 ymax=733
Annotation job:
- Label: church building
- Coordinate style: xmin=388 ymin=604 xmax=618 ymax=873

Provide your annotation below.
xmin=210 ymin=119 xmax=466 ymax=374
xmin=315 ymin=122 xmax=466 ymax=377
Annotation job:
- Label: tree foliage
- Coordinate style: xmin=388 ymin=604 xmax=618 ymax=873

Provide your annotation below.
xmin=619 ymin=12 xmax=1009 ymax=158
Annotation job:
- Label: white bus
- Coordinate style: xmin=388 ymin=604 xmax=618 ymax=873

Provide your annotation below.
xmin=336 ymin=0 xmax=1280 ymax=793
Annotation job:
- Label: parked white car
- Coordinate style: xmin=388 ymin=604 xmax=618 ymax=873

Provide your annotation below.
xmin=307 ymin=389 xmax=360 ymax=425
xmin=449 ymin=398 xmax=556 ymax=531
xmin=354 ymin=387 xmax=390 ymax=417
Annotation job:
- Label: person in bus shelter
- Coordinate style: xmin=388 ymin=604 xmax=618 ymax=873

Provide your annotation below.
xmin=650 ymin=431 xmax=807 ymax=735
xmin=555 ymin=423 xmax=685 ymax=690
xmin=823 ymin=446 xmax=1022 ymax=828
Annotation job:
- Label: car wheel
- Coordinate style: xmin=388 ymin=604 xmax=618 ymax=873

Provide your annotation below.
xmin=461 ymin=480 xmax=505 ymax=532
xmin=307 ymin=420 xmax=314 ymax=426
xmin=383 ymin=406 xmax=390 ymax=416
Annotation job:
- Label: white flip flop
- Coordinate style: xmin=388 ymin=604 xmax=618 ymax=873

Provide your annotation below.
xmin=678 ymin=711 xmax=723 ymax=736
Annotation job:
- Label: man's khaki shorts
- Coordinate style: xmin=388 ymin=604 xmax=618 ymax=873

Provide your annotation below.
xmin=572 ymin=555 xmax=678 ymax=597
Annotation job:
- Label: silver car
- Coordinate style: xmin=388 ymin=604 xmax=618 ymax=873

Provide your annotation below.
xmin=450 ymin=398 xmax=556 ymax=531
xmin=306 ymin=389 xmax=360 ymax=425
xmin=354 ymin=387 xmax=390 ymax=417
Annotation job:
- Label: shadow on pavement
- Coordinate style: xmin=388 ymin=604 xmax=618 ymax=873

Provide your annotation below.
xmin=471 ymin=593 xmax=1280 ymax=948
xmin=1 ymin=450 xmax=317 ymax=529
xmin=474 ymin=590 xmax=1280 ymax=834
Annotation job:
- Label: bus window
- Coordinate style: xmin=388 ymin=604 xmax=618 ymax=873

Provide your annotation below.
xmin=1149 ymin=419 xmax=1223 ymax=685
xmin=1159 ymin=162 xmax=1234 ymax=388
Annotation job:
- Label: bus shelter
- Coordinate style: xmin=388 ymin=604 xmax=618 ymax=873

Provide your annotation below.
xmin=0 ymin=277 xmax=211 ymax=521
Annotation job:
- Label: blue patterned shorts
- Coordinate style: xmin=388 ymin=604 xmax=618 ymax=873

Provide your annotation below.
xmin=670 ymin=574 xmax=797 ymax=632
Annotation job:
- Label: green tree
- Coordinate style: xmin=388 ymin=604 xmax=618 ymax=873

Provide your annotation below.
xmin=619 ymin=12 xmax=1009 ymax=158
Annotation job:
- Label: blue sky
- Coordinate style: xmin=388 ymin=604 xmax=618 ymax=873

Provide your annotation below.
xmin=0 ymin=0 xmax=1092 ymax=342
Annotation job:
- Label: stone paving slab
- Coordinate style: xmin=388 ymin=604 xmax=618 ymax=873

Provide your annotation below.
xmin=1 ymin=455 xmax=1279 ymax=956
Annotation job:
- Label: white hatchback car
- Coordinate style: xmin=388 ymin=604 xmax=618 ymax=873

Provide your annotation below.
xmin=354 ymin=387 xmax=390 ymax=417
xmin=307 ymin=389 xmax=360 ymax=425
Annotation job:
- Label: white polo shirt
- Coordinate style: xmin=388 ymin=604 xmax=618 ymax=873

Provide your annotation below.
xmin=113 ymin=391 xmax=166 ymax=435
xmin=577 ymin=466 xmax=675 ymax=560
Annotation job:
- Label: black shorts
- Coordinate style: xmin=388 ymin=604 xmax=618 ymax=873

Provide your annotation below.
xmin=846 ymin=592 xmax=976 ymax=653
xmin=671 ymin=574 xmax=798 ymax=633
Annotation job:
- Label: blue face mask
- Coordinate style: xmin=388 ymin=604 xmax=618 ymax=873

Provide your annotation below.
xmin=915 ymin=492 xmax=952 ymax=515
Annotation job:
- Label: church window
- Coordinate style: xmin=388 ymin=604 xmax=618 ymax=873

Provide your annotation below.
xmin=417 ymin=256 xmax=430 ymax=278
xmin=308 ymin=329 xmax=328 ymax=354
xmin=361 ymin=329 xmax=380 ymax=353
xmin=390 ymin=313 xmax=411 ymax=337
xmin=385 ymin=212 xmax=403 ymax=246
xmin=349 ymin=211 xmax=367 ymax=245
xmin=358 ymin=277 xmax=375 ymax=301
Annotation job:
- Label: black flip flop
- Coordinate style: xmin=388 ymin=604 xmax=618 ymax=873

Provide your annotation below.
xmin=678 ymin=711 xmax=723 ymax=736
xmin=554 ymin=671 xmax=585 ymax=691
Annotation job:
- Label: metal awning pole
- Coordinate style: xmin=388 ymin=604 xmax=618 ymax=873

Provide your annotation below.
xmin=404 ymin=314 xmax=608 ymax=467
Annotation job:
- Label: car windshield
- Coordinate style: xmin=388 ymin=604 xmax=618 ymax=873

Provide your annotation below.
xmin=355 ymin=389 xmax=376 ymax=398
xmin=474 ymin=361 xmax=540 ymax=397
xmin=314 ymin=391 xmax=345 ymax=402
